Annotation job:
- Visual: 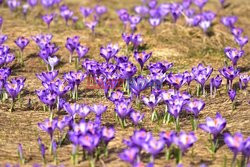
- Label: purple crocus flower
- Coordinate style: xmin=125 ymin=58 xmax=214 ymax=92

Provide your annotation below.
xmin=78 ymin=105 xmax=90 ymax=119
xmin=166 ymin=73 xmax=186 ymax=90
xmin=36 ymin=70 xmax=58 ymax=83
xmin=80 ymin=7 xmax=93 ymax=18
xmin=173 ymin=131 xmax=197 ymax=152
xmin=36 ymin=89 xmax=57 ymax=108
xmin=129 ymin=75 xmax=150 ymax=97
xmin=224 ymin=132 xmax=244 ymax=160
xmin=148 ymin=61 xmax=173 ymax=75
xmin=219 ymin=66 xmax=240 ymax=89
xmin=90 ymin=104 xmax=107 ymax=117
xmin=115 ymin=100 xmax=132 ymax=119
xmin=65 ymin=36 xmax=80 ymax=63
xmin=149 ymin=17 xmax=161 ymax=29
xmin=119 ymin=62 xmax=137 ymax=79
xmin=122 ymin=33 xmax=132 ymax=46
xmin=119 ymin=147 xmax=139 ymax=165
xmin=199 ymin=112 xmax=226 ymax=138
xmin=148 ymin=0 xmax=158 ymax=9
xmin=134 ymin=51 xmax=152 ymax=71
xmin=76 ymin=45 xmax=89 ymax=60
xmin=130 ymin=110 xmax=144 ymax=125
xmin=142 ymin=137 xmax=165 ymax=158
xmin=63 ymin=102 xmax=80 ymax=118
xmin=159 ymin=131 xmax=175 ymax=148
xmin=14 ymin=36 xmax=29 ymax=51
xmin=22 ymin=4 xmax=29 ymax=17
xmin=185 ymin=99 xmax=205 ymax=117
xmin=134 ymin=5 xmax=149 ymax=17
xmin=51 ymin=79 xmax=71 ymax=97
xmin=79 ymin=133 xmax=100 ymax=153
xmin=85 ymin=21 xmax=98 ymax=34
xmin=5 ymin=77 xmax=25 ymax=102
xmin=95 ymin=5 xmax=107 ymax=17
xmin=109 ymin=90 xmax=124 ymax=102
xmin=143 ymin=93 xmax=161 ymax=110
xmin=0 ymin=35 xmax=7 ymax=45
xmin=192 ymin=63 xmax=213 ymax=95
xmin=231 ymin=28 xmax=243 ymax=37
xmin=129 ymin=15 xmax=141 ymax=32
xmin=235 ymin=36 xmax=248 ymax=49
xmin=42 ymin=13 xmax=55 ymax=29
xmin=100 ymin=43 xmax=119 ymax=63
xmin=210 ymin=75 xmax=222 ymax=90
xmin=38 ymin=118 xmax=58 ymax=140
xmin=224 ymin=47 xmax=244 ymax=67
xmin=228 ymin=89 xmax=236 ymax=102
xmin=131 ymin=129 xmax=152 ymax=148
xmin=221 ymin=16 xmax=238 ymax=28
xmin=239 ymin=74 xmax=249 ymax=90
xmin=102 ymin=127 xmax=115 ymax=144
xmin=131 ymin=33 xmax=143 ymax=49
xmin=60 ymin=8 xmax=73 ymax=25
xmin=17 ymin=144 xmax=24 ymax=164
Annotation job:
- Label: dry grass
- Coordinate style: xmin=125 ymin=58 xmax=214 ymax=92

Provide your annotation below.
xmin=0 ymin=0 xmax=249 ymax=166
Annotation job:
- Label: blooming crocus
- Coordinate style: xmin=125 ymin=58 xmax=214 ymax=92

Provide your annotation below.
xmin=142 ymin=137 xmax=165 ymax=161
xmin=76 ymin=45 xmax=89 ymax=60
xmin=41 ymin=0 xmax=54 ymax=8
xmin=149 ymin=17 xmax=161 ymax=29
xmin=130 ymin=110 xmax=144 ymax=126
xmin=119 ymin=147 xmax=139 ymax=165
xmin=80 ymin=7 xmax=93 ymax=18
xmin=192 ymin=63 xmax=213 ymax=96
xmin=36 ymin=89 xmax=57 ymax=116
xmin=129 ymin=75 xmax=150 ymax=97
xmin=109 ymin=90 xmax=124 ymax=103
xmin=91 ymin=104 xmax=107 ymax=118
xmin=173 ymin=131 xmax=197 ymax=163
xmin=115 ymin=100 xmax=132 ymax=128
xmin=148 ymin=61 xmax=173 ymax=75
xmin=65 ymin=36 xmax=80 ymax=63
xmin=160 ymin=131 xmax=175 ymax=149
xmin=166 ymin=73 xmax=186 ymax=90
xmin=235 ymin=36 xmax=248 ymax=49
xmin=129 ymin=15 xmax=141 ymax=32
xmin=210 ymin=75 xmax=222 ymax=97
xmin=199 ymin=112 xmax=226 ymax=138
xmin=60 ymin=8 xmax=73 ymax=25
xmin=131 ymin=129 xmax=152 ymax=148
xmin=79 ymin=133 xmax=100 ymax=153
xmin=143 ymin=93 xmax=161 ymax=121
xmin=85 ymin=21 xmax=98 ymax=35
xmin=42 ymin=13 xmax=55 ymax=29
xmin=131 ymin=34 xmax=143 ymax=49
xmin=122 ymin=33 xmax=131 ymax=46
xmin=102 ymin=126 xmax=115 ymax=143
xmin=224 ymin=47 xmax=244 ymax=67
xmin=119 ymin=62 xmax=137 ymax=80
xmin=38 ymin=118 xmax=58 ymax=140
xmin=48 ymin=56 xmax=59 ymax=71
xmin=63 ymin=102 xmax=80 ymax=119
xmin=228 ymin=89 xmax=236 ymax=102
xmin=185 ymin=99 xmax=205 ymax=117
xmin=95 ymin=5 xmax=107 ymax=17
xmin=134 ymin=51 xmax=152 ymax=72
xmin=14 ymin=36 xmax=29 ymax=65
xmin=221 ymin=16 xmax=237 ymax=28
xmin=5 ymin=77 xmax=26 ymax=112
xmin=36 ymin=70 xmax=58 ymax=83
xmin=231 ymin=27 xmax=243 ymax=37
xmin=239 ymin=74 xmax=249 ymax=90
xmin=100 ymin=43 xmax=119 ymax=63
xmin=219 ymin=66 xmax=240 ymax=89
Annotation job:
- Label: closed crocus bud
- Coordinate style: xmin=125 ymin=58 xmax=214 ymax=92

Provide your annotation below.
xmin=228 ymin=89 xmax=236 ymax=102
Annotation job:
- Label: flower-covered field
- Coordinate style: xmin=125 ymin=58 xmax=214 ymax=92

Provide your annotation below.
xmin=0 ymin=0 xmax=249 ymax=166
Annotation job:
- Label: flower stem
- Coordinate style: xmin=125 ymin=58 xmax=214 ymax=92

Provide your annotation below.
xmin=175 ymin=117 xmax=180 ymax=132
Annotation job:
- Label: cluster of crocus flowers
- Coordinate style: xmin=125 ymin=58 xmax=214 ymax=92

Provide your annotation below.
xmin=0 ymin=44 xmax=15 ymax=67
xmin=32 ymin=34 xmax=59 ymax=71
xmin=120 ymin=129 xmax=197 ymax=166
